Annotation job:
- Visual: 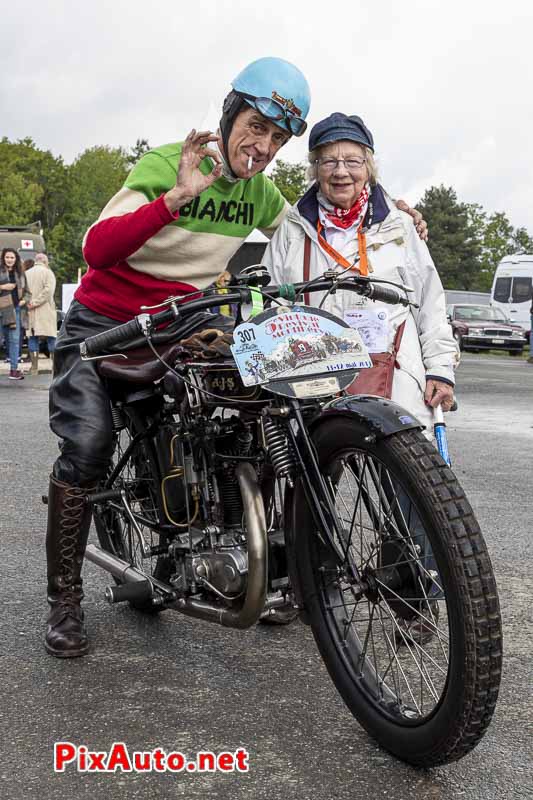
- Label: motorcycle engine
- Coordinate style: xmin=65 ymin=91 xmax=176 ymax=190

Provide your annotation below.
xmin=189 ymin=549 xmax=248 ymax=598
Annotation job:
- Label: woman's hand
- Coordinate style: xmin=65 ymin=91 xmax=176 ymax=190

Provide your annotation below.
xmin=1 ymin=282 xmax=16 ymax=291
xmin=164 ymin=130 xmax=223 ymax=214
xmin=424 ymin=379 xmax=454 ymax=411
xmin=395 ymin=199 xmax=428 ymax=241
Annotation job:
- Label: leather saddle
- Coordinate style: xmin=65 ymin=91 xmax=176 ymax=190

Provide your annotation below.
xmin=97 ymin=329 xmax=234 ymax=385
xmin=98 ymin=341 xmax=187 ymax=385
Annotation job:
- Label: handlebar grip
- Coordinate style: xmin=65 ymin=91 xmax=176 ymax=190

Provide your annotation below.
xmin=81 ymin=316 xmax=147 ymax=357
xmin=366 ymin=283 xmax=410 ymax=306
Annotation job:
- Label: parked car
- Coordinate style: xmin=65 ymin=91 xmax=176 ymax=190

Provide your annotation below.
xmin=446 ymin=304 xmax=527 ymax=355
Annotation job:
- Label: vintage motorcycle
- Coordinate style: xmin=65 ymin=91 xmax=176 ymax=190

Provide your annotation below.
xmin=80 ymin=269 xmax=502 ymax=767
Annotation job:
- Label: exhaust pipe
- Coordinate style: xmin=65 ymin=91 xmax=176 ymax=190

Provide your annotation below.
xmin=85 ymin=544 xmax=152 ymax=585
xmin=84 ymin=545 xmax=160 ymax=604
xmin=172 ymin=462 xmax=268 ymax=628
xmin=85 ymin=462 xmax=268 ymax=629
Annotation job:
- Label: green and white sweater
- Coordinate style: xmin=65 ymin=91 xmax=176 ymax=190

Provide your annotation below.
xmin=77 ymin=141 xmax=288 ymax=321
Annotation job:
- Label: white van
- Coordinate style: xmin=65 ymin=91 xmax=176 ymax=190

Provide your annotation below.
xmin=491 ymin=254 xmax=533 ymax=335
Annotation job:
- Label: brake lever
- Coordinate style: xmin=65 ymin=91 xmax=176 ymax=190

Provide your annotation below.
xmin=81 ymin=353 xmax=128 ymax=363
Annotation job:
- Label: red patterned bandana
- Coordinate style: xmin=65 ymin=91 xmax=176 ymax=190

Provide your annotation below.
xmin=323 ymin=185 xmax=370 ymax=229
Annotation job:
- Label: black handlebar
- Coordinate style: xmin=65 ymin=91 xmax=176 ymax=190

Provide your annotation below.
xmin=363 ymin=282 xmax=408 ymax=306
xmin=80 ymin=315 xmax=147 ymax=358
xmin=80 ymin=276 xmax=411 ymax=357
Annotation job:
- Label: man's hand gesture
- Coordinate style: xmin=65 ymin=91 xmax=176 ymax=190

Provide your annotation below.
xmin=395 ymin=199 xmax=429 ymax=241
xmin=164 ymin=130 xmax=223 ymax=214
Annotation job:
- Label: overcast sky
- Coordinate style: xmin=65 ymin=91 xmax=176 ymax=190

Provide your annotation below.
xmin=1 ymin=0 xmax=532 ymax=230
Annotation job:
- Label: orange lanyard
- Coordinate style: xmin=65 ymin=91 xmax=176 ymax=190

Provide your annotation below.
xmin=316 ymin=220 xmax=369 ymax=276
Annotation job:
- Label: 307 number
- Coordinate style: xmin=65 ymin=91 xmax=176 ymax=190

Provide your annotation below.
xmin=237 ymin=328 xmax=256 ymax=344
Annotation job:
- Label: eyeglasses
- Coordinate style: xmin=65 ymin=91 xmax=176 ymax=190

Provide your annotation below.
xmin=241 ymin=94 xmax=307 ymax=136
xmin=316 ymin=157 xmax=366 ymax=172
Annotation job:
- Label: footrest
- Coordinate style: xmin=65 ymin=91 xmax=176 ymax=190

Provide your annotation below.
xmin=104 ymin=580 xmax=154 ymax=605
xmin=86 ymin=489 xmax=123 ymax=505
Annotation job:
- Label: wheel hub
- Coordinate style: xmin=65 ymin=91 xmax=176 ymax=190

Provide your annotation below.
xmin=364 ymin=538 xmax=422 ymax=620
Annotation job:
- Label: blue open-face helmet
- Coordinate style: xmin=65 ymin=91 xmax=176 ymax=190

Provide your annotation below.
xmin=219 ymin=57 xmax=310 ymax=178
xmin=231 ymin=57 xmax=311 ymax=137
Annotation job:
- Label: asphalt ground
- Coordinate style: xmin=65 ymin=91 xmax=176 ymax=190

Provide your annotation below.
xmin=0 ymin=354 xmax=531 ymax=799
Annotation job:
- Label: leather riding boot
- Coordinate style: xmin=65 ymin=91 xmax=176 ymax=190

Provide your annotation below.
xmin=45 ymin=475 xmax=94 ymax=658
xmin=29 ymin=351 xmax=39 ymax=376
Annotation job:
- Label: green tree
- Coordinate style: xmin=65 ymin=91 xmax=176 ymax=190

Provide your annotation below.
xmin=463 ymin=204 xmax=533 ymax=290
xmin=270 ymin=159 xmax=308 ymax=205
xmin=68 ymin=145 xmax=129 ymax=219
xmin=48 ymin=145 xmax=130 ymax=284
xmin=512 ymin=226 xmax=533 ymax=254
xmin=0 ymin=169 xmax=43 ymax=224
xmin=0 ymin=138 xmax=46 ymax=224
xmin=127 ymin=138 xmax=150 ymax=167
xmin=416 ymin=185 xmax=481 ymax=289
xmin=0 ymin=137 xmax=69 ymax=230
xmin=474 ymin=211 xmax=516 ymax=291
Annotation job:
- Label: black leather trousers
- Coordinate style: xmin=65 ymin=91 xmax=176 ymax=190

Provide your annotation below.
xmin=50 ymin=301 xmax=126 ymax=486
xmin=50 ymin=300 xmax=232 ymax=486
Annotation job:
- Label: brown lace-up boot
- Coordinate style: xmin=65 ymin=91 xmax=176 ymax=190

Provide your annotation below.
xmin=45 ymin=475 xmax=94 ymax=658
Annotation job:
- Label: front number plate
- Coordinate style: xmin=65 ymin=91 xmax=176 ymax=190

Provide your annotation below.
xmin=231 ymin=305 xmax=372 ymax=387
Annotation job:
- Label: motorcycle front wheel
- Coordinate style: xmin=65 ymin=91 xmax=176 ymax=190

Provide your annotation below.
xmin=293 ymin=419 xmax=502 ymax=766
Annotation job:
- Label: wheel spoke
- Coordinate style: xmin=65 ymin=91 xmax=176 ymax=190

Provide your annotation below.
xmin=377 ymin=590 xmax=446 ymax=690
xmin=93 ymin=424 xmax=165 ymax=580
xmin=316 ymin=441 xmax=452 ymax=723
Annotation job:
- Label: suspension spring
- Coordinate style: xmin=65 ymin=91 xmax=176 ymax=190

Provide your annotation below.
xmin=262 ymin=418 xmax=296 ymax=481
xmin=111 ymin=405 xmax=126 ymax=431
xmin=223 ymin=470 xmax=242 ymax=527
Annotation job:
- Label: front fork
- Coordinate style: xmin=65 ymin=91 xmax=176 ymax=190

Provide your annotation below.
xmin=288 ymin=402 xmax=362 ymax=579
xmin=275 ymin=402 xmax=365 ymax=621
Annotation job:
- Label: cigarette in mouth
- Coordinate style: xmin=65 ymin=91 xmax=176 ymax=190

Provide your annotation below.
xmin=247 ymin=156 xmax=253 ymax=171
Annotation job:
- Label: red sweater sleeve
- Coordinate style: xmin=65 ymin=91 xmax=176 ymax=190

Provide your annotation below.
xmin=82 ymin=194 xmax=179 ymax=270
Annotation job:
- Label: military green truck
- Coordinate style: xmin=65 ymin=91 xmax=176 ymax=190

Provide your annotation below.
xmin=0 ymin=221 xmax=46 ymax=262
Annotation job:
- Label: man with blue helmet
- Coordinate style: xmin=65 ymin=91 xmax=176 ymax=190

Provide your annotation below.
xmin=44 ymin=56 xmax=426 ymax=658
xmin=44 ymin=57 xmax=314 ymax=659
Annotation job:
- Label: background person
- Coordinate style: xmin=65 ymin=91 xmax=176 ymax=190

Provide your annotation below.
xmin=0 ymin=248 xmax=30 ymax=380
xmin=26 ymin=253 xmax=57 ymax=376
xmin=19 ymin=259 xmax=35 ymax=364
xmin=262 ymin=112 xmax=457 ymax=434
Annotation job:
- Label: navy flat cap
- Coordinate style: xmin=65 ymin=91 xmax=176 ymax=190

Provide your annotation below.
xmin=309 ymin=113 xmax=374 ymax=152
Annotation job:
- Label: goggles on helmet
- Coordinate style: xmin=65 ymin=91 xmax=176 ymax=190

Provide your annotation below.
xmin=240 ymin=92 xmax=308 ymax=136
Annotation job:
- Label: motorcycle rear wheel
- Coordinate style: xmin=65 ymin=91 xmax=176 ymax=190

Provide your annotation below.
xmin=92 ymin=405 xmax=172 ymax=612
xmin=294 ymin=420 xmax=502 ymax=766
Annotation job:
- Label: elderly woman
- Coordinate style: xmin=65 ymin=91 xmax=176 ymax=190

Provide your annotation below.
xmin=262 ymin=112 xmax=458 ymax=435
xmin=25 ymin=252 xmax=57 ymax=376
